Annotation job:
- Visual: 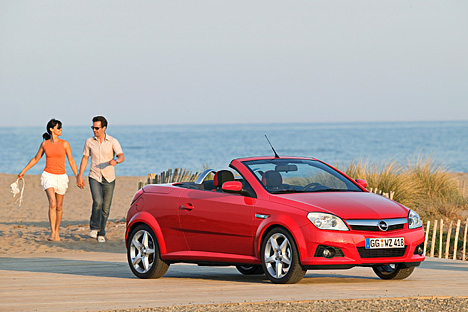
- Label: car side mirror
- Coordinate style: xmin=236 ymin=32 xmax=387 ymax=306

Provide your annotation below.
xmin=355 ymin=179 xmax=367 ymax=188
xmin=222 ymin=181 xmax=243 ymax=193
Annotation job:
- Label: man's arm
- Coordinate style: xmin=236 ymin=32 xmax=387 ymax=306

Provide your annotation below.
xmin=77 ymin=155 xmax=89 ymax=188
xmin=110 ymin=153 xmax=125 ymax=166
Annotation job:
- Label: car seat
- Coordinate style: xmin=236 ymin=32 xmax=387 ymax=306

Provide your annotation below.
xmin=213 ymin=170 xmax=235 ymax=191
xmin=262 ymin=170 xmax=283 ymax=191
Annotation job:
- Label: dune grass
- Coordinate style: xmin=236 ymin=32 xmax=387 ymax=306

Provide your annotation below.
xmin=337 ymin=157 xmax=468 ymax=220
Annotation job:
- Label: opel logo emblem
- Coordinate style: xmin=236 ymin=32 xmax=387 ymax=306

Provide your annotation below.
xmin=378 ymin=221 xmax=388 ymax=231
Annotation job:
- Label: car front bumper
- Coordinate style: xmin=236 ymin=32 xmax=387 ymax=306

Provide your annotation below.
xmin=298 ymin=225 xmax=425 ymax=268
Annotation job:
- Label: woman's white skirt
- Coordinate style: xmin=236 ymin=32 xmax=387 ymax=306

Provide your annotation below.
xmin=41 ymin=171 xmax=69 ymax=195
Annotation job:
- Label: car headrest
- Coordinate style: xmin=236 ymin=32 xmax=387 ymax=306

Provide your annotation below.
xmin=262 ymin=170 xmax=282 ymax=187
xmin=213 ymin=170 xmax=234 ymax=187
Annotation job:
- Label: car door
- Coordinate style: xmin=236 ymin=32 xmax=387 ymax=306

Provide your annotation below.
xmin=178 ymin=189 xmax=256 ymax=256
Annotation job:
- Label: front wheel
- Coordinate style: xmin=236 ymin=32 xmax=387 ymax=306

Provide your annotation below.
xmin=261 ymin=227 xmax=306 ymax=284
xmin=127 ymin=224 xmax=169 ymax=279
xmin=372 ymin=263 xmax=414 ymax=280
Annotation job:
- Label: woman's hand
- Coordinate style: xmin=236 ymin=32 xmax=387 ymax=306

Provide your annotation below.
xmin=76 ymin=176 xmax=85 ymax=189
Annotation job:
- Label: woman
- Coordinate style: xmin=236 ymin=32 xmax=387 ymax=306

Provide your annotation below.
xmin=18 ymin=119 xmax=79 ymax=241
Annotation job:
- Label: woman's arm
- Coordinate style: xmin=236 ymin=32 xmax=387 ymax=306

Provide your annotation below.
xmin=18 ymin=142 xmax=45 ymax=179
xmin=64 ymin=141 xmax=79 ymax=177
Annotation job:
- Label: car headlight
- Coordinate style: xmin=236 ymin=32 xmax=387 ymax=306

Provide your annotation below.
xmin=408 ymin=210 xmax=422 ymax=229
xmin=307 ymin=212 xmax=349 ymax=231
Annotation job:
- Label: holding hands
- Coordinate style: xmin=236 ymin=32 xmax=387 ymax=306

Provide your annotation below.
xmin=76 ymin=175 xmax=85 ymax=189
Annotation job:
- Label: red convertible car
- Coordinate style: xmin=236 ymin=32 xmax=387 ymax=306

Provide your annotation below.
xmin=126 ymin=156 xmax=425 ymax=284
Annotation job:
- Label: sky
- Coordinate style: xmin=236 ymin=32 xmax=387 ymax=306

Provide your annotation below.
xmin=1 ymin=1 xmax=467 ymax=127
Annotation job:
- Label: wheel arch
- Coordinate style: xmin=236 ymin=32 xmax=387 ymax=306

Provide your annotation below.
xmin=255 ymin=218 xmax=308 ymax=265
xmin=126 ymin=211 xmax=167 ymax=255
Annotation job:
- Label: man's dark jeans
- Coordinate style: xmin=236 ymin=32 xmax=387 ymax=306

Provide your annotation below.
xmin=89 ymin=177 xmax=115 ymax=236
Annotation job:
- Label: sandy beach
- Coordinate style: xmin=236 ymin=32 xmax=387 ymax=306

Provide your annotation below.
xmin=1 ymin=173 xmax=144 ymax=255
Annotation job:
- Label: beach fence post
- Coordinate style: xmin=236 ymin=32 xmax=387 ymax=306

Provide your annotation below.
xmin=138 ymin=168 xmax=201 ymax=189
xmin=430 ymin=219 xmax=438 ymax=257
xmin=439 ymin=219 xmax=444 ymax=258
xmin=463 ymin=218 xmax=468 ymax=262
xmin=453 ymin=219 xmax=461 ymax=260
xmin=424 ymin=220 xmax=430 ymax=256
xmin=445 ymin=221 xmax=453 ymax=259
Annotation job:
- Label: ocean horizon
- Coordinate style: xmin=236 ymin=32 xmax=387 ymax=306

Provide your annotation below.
xmin=2 ymin=120 xmax=468 ymax=176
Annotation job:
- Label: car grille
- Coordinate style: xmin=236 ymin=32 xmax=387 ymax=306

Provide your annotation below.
xmin=349 ymin=224 xmax=404 ymax=231
xmin=346 ymin=218 xmax=407 ymax=232
xmin=357 ymin=246 xmax=407 ymax=258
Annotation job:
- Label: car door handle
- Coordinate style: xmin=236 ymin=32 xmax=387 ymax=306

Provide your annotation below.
xmin=179 ymin=203 xmax=194 ymax=211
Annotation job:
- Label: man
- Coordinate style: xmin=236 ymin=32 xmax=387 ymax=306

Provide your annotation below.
xmin=77 ymin=116 xmax=124 ymax=243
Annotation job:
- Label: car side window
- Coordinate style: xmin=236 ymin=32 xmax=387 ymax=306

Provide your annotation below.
xmin=237 ymin=178 xmax=256 ymax=198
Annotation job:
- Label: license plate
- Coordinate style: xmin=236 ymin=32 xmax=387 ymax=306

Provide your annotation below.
xmin=365 ymin=237 xmax=405 ymax=249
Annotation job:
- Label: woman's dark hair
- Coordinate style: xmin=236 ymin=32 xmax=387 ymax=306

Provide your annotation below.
xmin=92 ymin=116 xmax=108 ymax=128
xmin=43 ymin=119 xmax=62 ymax=140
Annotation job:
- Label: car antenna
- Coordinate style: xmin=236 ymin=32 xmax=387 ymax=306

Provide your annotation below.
xmin=265 ymin=135 xmax=280 ymax=158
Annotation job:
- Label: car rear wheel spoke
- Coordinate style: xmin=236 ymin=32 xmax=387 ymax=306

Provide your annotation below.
xmin=282 ymin=256 xmax=291 ymax=265
xmin=275 ymin=261 xmax=283 ymax=278
xmin=265 ymin=256 xmax=275 ymax=264
xmin=132 ymin=237 xmax=143 ymax=250
xmin=132 ymin=255 xmax=142 ymax=266
xmin=142 ymin=256 xmax=150 ymax=271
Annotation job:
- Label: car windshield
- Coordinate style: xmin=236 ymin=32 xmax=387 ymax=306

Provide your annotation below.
xmin=242 ymin=159 xmax=362 ymax=194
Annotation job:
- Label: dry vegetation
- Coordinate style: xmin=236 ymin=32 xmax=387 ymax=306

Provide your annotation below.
xmin=337 ymin=157 xmax=468 ymax=220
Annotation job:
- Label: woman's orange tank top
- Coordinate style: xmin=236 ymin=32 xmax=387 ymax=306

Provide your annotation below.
xmin=44 ymin=139 xmax=66 ymax=174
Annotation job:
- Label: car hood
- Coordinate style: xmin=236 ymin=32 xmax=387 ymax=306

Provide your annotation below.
xmin=272 ymin=192 xmax=409 ymax=219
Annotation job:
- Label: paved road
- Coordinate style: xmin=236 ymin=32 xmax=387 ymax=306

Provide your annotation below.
xmin=1 ymin=252 xmax=468 ymax=312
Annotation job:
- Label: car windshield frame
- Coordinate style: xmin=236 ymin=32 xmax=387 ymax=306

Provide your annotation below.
xmin=242 ymin=158 xmax=363 ymax=194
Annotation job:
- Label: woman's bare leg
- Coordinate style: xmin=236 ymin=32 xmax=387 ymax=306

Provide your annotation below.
xmin=45 ymin=188 xmax=57 ymax=241
xmin=54 ymin=193 xmax=64 ymax=241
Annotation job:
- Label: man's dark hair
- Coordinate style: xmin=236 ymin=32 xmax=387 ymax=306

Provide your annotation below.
xmin=92 ymin=116 xmax=108 ymax=128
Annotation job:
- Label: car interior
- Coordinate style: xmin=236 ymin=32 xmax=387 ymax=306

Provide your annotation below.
xmin=173 ymin=170 xmax=256 ymax=197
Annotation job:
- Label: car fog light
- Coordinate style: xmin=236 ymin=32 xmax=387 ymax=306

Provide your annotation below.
xmin=323 ymin=247 xmax=336 ymax=259
xmin=417 ymin=245 xmax=424 ymax=256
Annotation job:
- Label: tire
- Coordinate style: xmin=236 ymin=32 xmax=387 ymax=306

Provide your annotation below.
xmin=372 ymin=263 xmax=415 ymax=280
xmin=127 ymin=224 xmax=169 ymax=279
xmin=236 ymin=265 xmax=264 ymax=275
xmin=261 ymin=227 xmax=306 ymax=284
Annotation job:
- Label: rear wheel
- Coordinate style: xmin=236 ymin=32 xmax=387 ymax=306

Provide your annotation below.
xmin=236 ymin=265 xmax=264 ymax=275
xmin=372 ymin=263 xmax=414 ymax=280
xmin=127 ymin=224 xmax=169 ymax=279
xmin=261 ymin=227 xmax=306 ymax=284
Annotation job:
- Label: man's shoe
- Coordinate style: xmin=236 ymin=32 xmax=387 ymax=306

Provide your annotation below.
xmin=90 ymin=230 xmax=98 ymax=239
xmin=97 ymin=236 xmax=106 ymax=243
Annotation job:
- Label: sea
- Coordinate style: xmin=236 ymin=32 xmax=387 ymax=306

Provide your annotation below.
xmin=2 ymin=120 xmax=468 ymax=177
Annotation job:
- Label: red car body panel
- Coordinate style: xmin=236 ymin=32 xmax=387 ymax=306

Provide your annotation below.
xmin=272 ymin=192 xmax=408 ymax=219
xmin=177 ymin=189 xmax=255 ymax=256
xmin=126 ymin=156 xmax=425 ymax=270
